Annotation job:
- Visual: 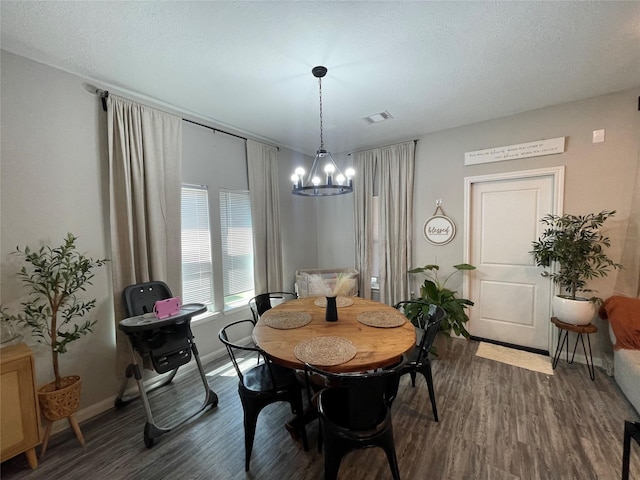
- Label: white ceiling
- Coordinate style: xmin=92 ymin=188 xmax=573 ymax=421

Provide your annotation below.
xmin=2 ymin=1 xmax=639 ymax=156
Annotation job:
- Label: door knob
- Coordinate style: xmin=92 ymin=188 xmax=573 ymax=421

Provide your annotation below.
xmin=540 ymin=271 xmax=550 ymax=277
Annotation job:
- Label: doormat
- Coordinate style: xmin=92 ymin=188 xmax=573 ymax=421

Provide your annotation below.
xmin=475 ymin=342 xmax=554 ymax=375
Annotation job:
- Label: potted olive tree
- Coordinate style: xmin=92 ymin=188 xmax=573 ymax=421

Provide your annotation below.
xmin=1 ymin=233 xmax=107 ymax=452
xmin=407 ymin=263 xmax=476 ymax=340
xmin=530 ymin=211 xmax=622 ymax=325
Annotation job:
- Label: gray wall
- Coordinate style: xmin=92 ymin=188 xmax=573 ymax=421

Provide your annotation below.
xmin=1 ymin=50 xmax=117 ymax=411
xmin=314 ymin=86 xmax=640 ymax=360
xmin=0 ymin=51 xmax=315 ymax=420
xmin=315 ymin=152 xmax=357 ymax=269
xmin=412 ymin=88 xmax=639 ymax=282
xmin=2 ymin=49 xmax=638 ymax=421
xmin=277 ymin=148 xmax=319 ymax=290
xmin=412 ymin=88 xmax=639 ymax=361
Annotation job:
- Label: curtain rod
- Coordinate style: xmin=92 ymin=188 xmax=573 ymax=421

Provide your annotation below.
xmin=347 ymin=139 xmax=418 ymax=156
xmin=95 ymin=89 xmax=279 ymax=150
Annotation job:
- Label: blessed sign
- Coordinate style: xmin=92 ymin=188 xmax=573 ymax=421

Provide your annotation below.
xmin=423 ymin=215 xmax=456 ymax=245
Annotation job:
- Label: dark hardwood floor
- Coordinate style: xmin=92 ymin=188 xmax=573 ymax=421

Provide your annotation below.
xmin=2 ymin=338 xmax=639 ymax=479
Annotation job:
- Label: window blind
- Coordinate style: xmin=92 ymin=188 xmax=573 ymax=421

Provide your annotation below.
xmin=219 ymin=189 xmax=254 ymax=306
xmin=181 ymin=185 xmax=214 ymax=305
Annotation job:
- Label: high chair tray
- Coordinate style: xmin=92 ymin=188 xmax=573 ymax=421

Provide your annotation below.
xmin=119 ymin=303 xmax=206 ymax=333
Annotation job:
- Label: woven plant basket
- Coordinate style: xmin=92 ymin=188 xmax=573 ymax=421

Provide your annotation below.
xmin=37 ymin=375 xmax=82 ymax=421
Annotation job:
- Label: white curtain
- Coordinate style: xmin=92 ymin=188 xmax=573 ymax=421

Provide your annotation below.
xmin=247 ymin=139 xmax=283 ymax=293
xmin=353 ymin=141 xmax=415 ymax=305
xmin=378 ymin=142 xmax=414 ymax=305
xmin=353 ymin=150 xmax=377 ymax=300
xmin=614 ymin=149 xmax=640 ymax=298
xmin=107 ymin=94 xmax=183 ymax=370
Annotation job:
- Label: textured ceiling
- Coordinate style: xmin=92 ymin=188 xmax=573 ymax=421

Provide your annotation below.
xmin=2 ymin=1 xmax=639 ymax=156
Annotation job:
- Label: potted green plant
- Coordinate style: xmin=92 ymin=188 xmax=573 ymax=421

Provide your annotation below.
xmin=406 ymin=263 xmax=476 ymax=339
xmin=1 ymin=233 xmax=107 ymax=447
xmin=530 ymin=210 xmax=622 ymax=325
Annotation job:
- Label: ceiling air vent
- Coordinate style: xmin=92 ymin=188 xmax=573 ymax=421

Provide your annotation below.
xmin=362 ymin=111 xmax=393 ymax=124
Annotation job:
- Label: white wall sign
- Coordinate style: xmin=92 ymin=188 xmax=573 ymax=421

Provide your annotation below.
xmin=423 ymin=215 xmax=456 ymax=245
xmin=464 ymin=137 xmax=565 ymax=165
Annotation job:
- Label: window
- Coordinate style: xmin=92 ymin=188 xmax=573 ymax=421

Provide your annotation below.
xmin=219 ymin=189 xmax=255 ymax=309
xmin=181 ymin=185 xmax=214 ymax=306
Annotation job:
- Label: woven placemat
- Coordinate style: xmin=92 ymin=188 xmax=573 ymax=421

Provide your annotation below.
xmin=262 ymin=311 xmax=312 ymax=330
xmin=294 ymin=336 xmax=357 ymax=366
xmin=357 ymin=311 xmax=406 ymax=328
xmin=314 ymin=296 xmax=354 ymax=308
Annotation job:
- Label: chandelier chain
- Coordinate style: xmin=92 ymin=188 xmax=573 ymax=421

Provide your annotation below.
xmin=318 ymin=77 xmax=324 ymax=150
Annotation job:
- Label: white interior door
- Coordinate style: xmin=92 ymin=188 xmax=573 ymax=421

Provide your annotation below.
xmin=465 ymin=168 xmax=563 ymax=352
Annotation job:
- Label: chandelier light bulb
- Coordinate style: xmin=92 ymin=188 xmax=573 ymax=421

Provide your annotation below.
xmin=336 ymin=174 xmax=346 ymax=185
xmin=345 ymin=168 xmax=355 ymax=179
xmin=312 ymin=176 xmax=321 ymax=186
xmin=292 ymin=167 xmax=306 ymax=189
xmin=324 ymin=163 xmax=335 ymax=186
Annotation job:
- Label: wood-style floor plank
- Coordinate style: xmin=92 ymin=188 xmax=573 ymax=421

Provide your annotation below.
xmin=2 ymin=337 xmax=639 ymax=479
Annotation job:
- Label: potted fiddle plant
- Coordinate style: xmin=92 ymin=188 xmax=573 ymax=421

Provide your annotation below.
xmin=1 ymin=233 xmax=107 ymax=450
xmin=407 ymin=263 xmax=476 ymax=339
xmin=530 ymin=211 xmax=622 ymax=325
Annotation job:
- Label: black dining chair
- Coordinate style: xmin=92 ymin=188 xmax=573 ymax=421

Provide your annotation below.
xmin=248 ymin=291 xmax=297 ymax=323
xmin=304 ymin=359 xmax=406 ymax=480
xmin=218 ymin=319 xmax=308 ymax=471
xmin=394 ymin=300 xmax=447 ymax=422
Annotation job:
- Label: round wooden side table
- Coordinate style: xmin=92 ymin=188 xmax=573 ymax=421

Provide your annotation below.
xmin=550 ymin=317 xmax=597 ymax=380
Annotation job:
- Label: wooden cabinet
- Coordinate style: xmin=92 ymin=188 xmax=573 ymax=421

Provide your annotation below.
xmin=1 ymin=343 xmax=40 ymax=469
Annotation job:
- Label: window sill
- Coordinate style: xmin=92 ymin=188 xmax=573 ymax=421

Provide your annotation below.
xmin=191 ymin=310 xmax=220 ymax=326
xmin=223 ymin=304 xmax=251 ymax=316
xmin=190 ymin=304 xmax=252 ymax=326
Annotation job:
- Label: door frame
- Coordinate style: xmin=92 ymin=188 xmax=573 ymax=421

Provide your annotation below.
xmin=462 ymin=166 xmax=565 ymax=354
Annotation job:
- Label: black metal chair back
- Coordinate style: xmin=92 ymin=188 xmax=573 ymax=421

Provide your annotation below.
xmin=218 ymin=319 xmax=267 ymax=384
xmin=218 ymin=319 xmax=308 ymax=471
xmin=248 ymin=291 xmax=297 ymax=323
xmin=394 ymin=300 xmax=436 ymax=328
xmin=304 ymin=359 xmax=406 ymax=480
xmin=394 ymin=300 xmax=447 ymax=422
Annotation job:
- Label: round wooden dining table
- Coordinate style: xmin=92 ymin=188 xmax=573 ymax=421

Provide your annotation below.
xmin=252 ymin=296 xmax=416 ymax=372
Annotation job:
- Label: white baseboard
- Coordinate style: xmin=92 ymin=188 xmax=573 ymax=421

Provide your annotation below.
xmin=49 ymin=346 xmax=229 ymax=436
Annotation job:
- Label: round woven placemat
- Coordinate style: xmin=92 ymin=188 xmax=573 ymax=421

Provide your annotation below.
xmin=357 ymin=311 xmax=406 ymax=328
xmin=262 ymin=311 xmax=312 ymax=329
xmin=313 ymin=296 xmax=354 ymax=308
xmin=294 ymin=336 xmax=357 ymax=366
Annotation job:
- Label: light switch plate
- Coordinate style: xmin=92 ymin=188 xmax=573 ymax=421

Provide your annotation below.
xmin=592 ymin=129 xmax=605 ymax=143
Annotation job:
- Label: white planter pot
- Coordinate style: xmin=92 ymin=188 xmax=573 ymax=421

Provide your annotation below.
xmin=552 ymin=295 xmax=596 ymax=325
